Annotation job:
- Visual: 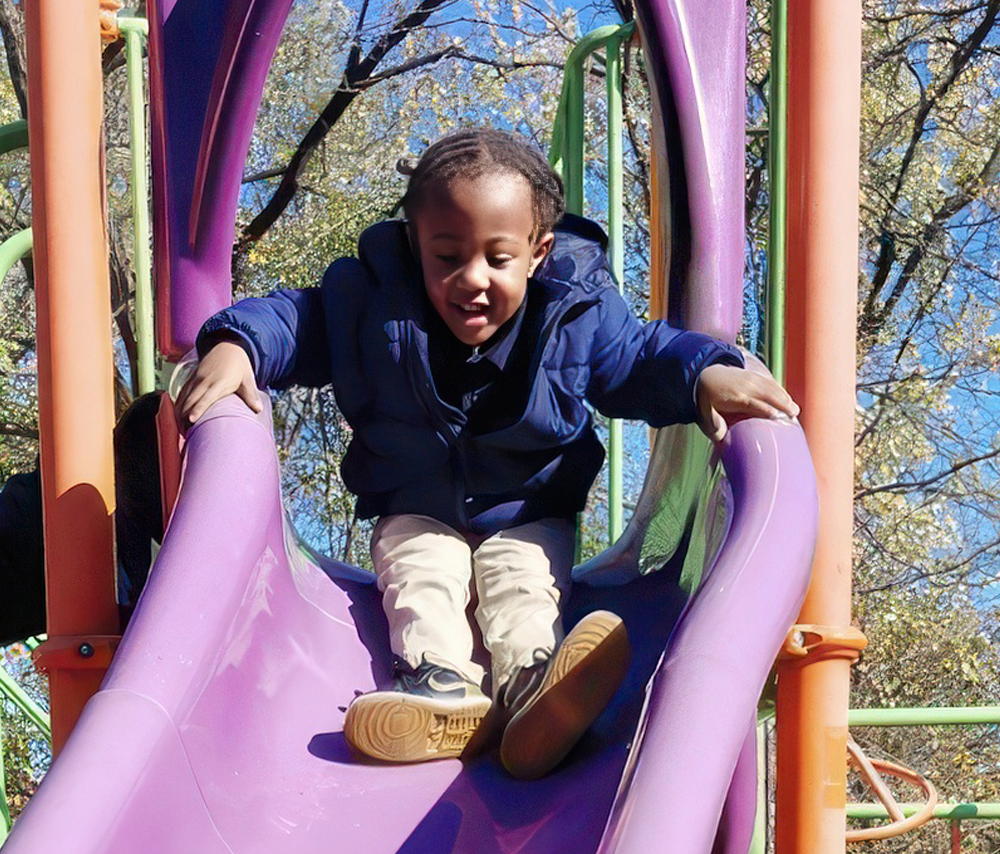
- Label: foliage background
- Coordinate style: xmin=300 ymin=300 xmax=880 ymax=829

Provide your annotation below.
xmin=0 ymin=1 xmax=998 ymax=849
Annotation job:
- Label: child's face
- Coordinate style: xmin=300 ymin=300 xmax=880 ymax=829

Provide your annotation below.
xmin=413 ymin=172 xmax=554 ymax=346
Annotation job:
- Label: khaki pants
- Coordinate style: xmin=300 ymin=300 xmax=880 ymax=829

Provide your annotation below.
xmin=370 ymin=514 xmax=575 ymax=693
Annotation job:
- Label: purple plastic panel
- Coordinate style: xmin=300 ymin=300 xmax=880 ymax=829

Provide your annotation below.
xmin=148 ymin=0 xmax=294 ymax=358
xmin=596 ymin=420 xmax=816 ymax=852
xmin=3 ymin=400 xmax=815 ymax=854
xmin=147 ymin=0 xmax=744 ymax=353
xmin=634 ymin=1 xmax=746 ymax=341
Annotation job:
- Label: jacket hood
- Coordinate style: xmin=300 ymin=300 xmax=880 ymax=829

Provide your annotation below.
xmin=354 ymin=214 xmax=612 ymax=326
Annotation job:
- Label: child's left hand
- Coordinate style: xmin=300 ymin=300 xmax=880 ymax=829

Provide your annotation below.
xmin=695 ymin=363 xmax=799 ymax=443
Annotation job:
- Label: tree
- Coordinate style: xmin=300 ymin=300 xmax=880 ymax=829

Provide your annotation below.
xmin=5 ymin=2 xmax=996 ymax=845
xmin=745 ymin=2 xmax=1000 ymax=849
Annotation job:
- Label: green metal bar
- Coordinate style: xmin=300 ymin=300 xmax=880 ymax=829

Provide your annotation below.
xmin=0 ymin=119 xmax=28 ymax=156
xmin=564 ymin=63 xmax=585 ymax=214
xmin=843 ymin=707 xmax=1000 ymax=825
xmin=548 ymin=23 xmax=634 ymax=544
xmin=549 ymin=102 xmax=566 ymax=176
xmin=0 ymin=665 xmax=51 ymax=739
xmin=605 ymin=32 xmax=624 ymax=544
xmin=847 ymin=803 xmax=1000 ymax=821
xmin=0 ymin=751 xmax=9 ymax=839
xmin=748 ymin=721 xmax=768 ymax=854
xmin=1 ymin=658 xmax=50 ymax=836
xmin=551 ymin=23 xmax=634 ymax=211
xmin=765 ymin=0 xmax=787 ymax=383
xmin=849 ymin=706 xmax=1000 ymax=726
xmin=120 ymin=15 xmax=155 ymax=395
xmin=0 ymin=228 xmax=33 ymax=282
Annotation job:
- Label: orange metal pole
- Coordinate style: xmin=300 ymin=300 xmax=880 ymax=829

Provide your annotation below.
xmin=26 ymin=0 xmax=119 ymax=754
xmin=775 ymin=2 xmax=863 ymax=853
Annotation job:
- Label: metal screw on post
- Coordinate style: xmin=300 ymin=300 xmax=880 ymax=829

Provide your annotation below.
xmin=78 ymin=643 xmax=95 ymax=659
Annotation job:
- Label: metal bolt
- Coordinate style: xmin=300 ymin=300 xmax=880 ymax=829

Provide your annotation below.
xmin=78 ymin=643 xmax=95 ymax=658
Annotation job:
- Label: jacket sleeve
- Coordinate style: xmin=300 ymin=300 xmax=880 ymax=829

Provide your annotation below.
xmin=585 ymin=288 xmax=744 ymax=427
xmin=196 ymin=285 xmax=332 ymax=391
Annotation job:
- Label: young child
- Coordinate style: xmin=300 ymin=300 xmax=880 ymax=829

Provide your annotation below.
xmin=176 ymin=128 xmax=798 ymax=779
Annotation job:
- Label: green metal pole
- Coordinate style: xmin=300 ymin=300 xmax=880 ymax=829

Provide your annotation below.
xmin=849 ymin=706 xmax=1000 ymax=726
xmin=0 ymin=660 xmax=51 ymax=838
xmin=120 ymin=15 xmax=154 ymax=395
xmin=564 ymin=63 xmax=585 ymax=215
xmin=748 ymin=721 xmax=768 ymax=854
xmin=0 ymin=755 xmax=8 ymax=840
xmin=549 ymin=99 xmax=566 ymax=177
xmin=606 ymin=32 xmax=624 ymax=544
xmin=0 ymin=229 xmax=33 ymax=281
xmin=555 ymin=24 xmax=633 ymax=214
xmin=0 ymin=119 xmax=28 ymax=155
xmin=847 ymin=803 xmax=1000 ymax=821
xmin=0 ymin=665 xmax=52 ymax=738
xmin=766 ymin=0 xmax=788 ymax=383
xmin=548 ymin=22 xmax=633 ymax=549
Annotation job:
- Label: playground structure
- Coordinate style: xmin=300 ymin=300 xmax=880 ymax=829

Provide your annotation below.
xmin=1 ymin=1 xmax=997 ymax=852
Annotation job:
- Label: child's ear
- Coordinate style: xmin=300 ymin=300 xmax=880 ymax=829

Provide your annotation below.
xmin=528 ymin=231 xmax=555 ymax=276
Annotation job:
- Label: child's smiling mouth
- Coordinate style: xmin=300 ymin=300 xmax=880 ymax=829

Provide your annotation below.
xmin=453 ymin=302 xmax=489 ymax=324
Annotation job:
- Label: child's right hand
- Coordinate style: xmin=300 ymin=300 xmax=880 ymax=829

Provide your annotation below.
xmin=174 ymin=340 xmax=263 ymax=431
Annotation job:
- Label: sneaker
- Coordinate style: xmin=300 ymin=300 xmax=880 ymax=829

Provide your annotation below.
xmin=344 ymin=659 xmax=491 ymax=763
xmin=497 ymin=610 xmax=631 ymax=779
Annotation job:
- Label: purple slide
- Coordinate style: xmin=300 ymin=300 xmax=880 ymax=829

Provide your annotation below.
xmin=2 ymin=2 xmax=818 ymax=852
xmin=6 ymin=401 xmax=814 ymax=854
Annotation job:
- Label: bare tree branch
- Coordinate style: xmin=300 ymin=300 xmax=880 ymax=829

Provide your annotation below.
xmin=861 ymin=132 xmax=1000 ymax=343
xmin=0 ymin=0 xmax=27 ymax=119
xmin=856 ymin=535 xmax=1000 ymax=594
xmin=0 ymin=421 xmax=38 ymax=440
xmin=860 ymin=0 xmax=999 ymax=339
xmin=363 ymin=46 xmax=561 ymax=87
xmin=855 ymin=446 xmax=1000 ymax=500
xmin=235 ymin=0 xmax=457 ymax=254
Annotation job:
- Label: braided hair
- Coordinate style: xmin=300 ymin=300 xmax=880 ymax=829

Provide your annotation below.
xmin=399 ymin=129 xmax=565 ymax=242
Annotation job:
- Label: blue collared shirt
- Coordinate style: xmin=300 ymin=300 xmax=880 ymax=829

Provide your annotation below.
xmin=427 ymin=294 xmax=528 ymax=419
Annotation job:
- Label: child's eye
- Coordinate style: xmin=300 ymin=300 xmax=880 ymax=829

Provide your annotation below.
xmin=489 ymin=256 xmax=513 ymax=267
xmin=436 ymin=255 xmax=457 ymax=264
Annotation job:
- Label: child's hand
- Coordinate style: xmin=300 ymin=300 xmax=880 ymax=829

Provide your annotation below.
xmin=695 ymin=363 xmax=799 ymax=443
xmin=174 ymin=340 xmax=262 ymax=431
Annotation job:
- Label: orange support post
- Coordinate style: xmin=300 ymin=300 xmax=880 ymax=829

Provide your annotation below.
xmin=775 ymin=2 xmax=863 ymax=853
xmin=26 ymin=0 xmax=119 ymax=754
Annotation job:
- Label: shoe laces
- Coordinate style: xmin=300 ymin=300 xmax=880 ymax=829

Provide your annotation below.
xmin=391 ymin=656 xmax=478 ymax=699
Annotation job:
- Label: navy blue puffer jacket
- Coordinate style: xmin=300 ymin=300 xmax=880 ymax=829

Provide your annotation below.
xmin=198 ymin=215 xmax=743 ymax=535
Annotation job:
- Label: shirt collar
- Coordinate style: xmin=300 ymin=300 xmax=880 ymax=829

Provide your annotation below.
xmin=467 ymin=295 xmax=527 ymax=370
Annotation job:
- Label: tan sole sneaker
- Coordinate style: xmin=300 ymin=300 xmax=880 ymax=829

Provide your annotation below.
xmin=500 ymin=610 xmax=630 ymax=779
xmin=344 ymin=691 xmax=492 ymax=763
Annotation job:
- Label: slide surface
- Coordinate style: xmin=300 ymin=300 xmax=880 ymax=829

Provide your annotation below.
xmin=4 ymin=397 xmax=815 ymax=854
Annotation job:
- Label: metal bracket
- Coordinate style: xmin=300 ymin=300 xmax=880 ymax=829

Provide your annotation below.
xmin=99 ymin=0 xmax=125 ymax=43
xmin=778 ymin=623 xmax=867 ymax=663
xmin=33 ymin=635 xmax=121 ymax=672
